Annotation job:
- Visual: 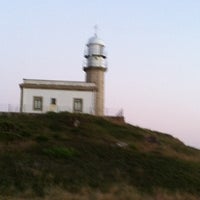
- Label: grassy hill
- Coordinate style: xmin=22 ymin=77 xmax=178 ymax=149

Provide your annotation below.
xmin=0 ymin=112 xmax=200 ymax=200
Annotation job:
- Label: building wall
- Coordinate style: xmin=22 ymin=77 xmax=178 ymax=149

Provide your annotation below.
xmin=21 ymin=88 xmax=95 ymax=114
xmin=85 ymin=67 xmax=106 ymax=116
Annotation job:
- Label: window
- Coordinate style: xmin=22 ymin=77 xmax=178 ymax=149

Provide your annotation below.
xmin=33 ymin=96 xmax=43 ymax=111
xmin=73 ymin=98 xmax=83 ymax=113
xmin=51 ymin=98 xmax=56 ymax=105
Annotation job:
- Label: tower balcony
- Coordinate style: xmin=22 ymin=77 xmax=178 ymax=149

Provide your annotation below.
xmin=83 ymin=58 xmax=107 ymax=68
xmin=84 ymin=47 xmax=107 ymax=58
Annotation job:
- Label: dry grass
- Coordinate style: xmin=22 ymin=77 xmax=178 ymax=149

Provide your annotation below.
xmin=1 ymin=186 xmax=199 ymax=200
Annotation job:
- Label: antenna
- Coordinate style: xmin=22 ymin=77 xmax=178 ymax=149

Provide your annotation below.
xmin=94 ymin=25 xmax=98 ymax=37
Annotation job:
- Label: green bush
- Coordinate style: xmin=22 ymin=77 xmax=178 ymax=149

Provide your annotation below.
xmin=43 ymin=147 xmax=77 ymax=158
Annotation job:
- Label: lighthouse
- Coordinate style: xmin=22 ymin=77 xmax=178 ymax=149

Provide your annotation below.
xmin=83 ymin=31 xmax=107 ymax=116
xmin=19 ymin=29 xmax=107 ymax=116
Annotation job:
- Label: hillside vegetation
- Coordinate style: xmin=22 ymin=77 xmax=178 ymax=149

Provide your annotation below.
xmin=0 ymin=112 xmax=200 ymax=200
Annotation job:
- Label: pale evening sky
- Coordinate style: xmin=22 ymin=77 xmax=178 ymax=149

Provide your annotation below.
xmin=0 ymin=0 xmax=200 ymax=149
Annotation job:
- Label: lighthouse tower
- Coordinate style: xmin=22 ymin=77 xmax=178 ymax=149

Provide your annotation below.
xmin=83 ymin=31 xmax=107 ymax=116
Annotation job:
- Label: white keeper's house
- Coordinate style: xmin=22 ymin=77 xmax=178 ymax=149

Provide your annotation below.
xmin=19 ymin=32 xmax=107 ymax=116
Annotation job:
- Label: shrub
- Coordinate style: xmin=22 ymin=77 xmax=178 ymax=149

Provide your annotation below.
xmin=43 ymin=147 xmax=77 ymax=158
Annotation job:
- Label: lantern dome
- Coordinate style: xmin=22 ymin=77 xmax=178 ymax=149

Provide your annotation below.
xmin=87 ymin=35 xmax=105 ymax=46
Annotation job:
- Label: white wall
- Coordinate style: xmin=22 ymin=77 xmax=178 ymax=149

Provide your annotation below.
xmin=21 ymin=88 xmax=95 ymax=114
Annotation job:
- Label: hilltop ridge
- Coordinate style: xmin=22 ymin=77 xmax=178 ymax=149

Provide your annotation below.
xmin=0 ymin=112 xmax=200 ymax=200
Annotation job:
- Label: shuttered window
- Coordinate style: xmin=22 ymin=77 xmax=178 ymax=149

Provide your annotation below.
xmin=73 ymin=98 xmax=83 ymax=113
xmin=33 ymin=96 xmax=43 ymax=111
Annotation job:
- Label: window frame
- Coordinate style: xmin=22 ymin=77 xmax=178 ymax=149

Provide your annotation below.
xmin=33 ymin=96 xmax=43 ymax=111
xmin=73 ymin=98 xmax=83 ymax=113
xmin=51 ymin=98 xmax=56 ymax=105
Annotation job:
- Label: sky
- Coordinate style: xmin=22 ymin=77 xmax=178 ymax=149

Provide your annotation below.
xmin=0 ymin=0 xmax=200 ymax=149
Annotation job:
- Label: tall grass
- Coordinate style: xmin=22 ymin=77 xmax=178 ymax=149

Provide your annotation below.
xmin=0 ymin=112 xmax=200 ymax=199
xmin=1 ymin=187 xmax=200 ymax=200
